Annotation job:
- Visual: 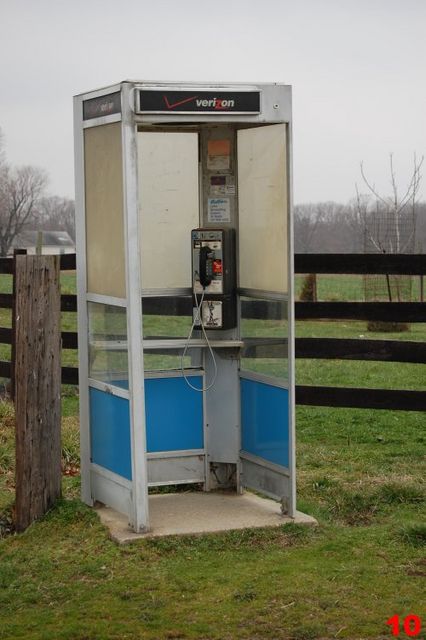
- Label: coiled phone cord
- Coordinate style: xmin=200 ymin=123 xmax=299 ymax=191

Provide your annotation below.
xmin=181 ymin=289 xmax=218 ymax=392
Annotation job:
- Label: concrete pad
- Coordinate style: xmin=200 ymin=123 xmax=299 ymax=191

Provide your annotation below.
xmin=95 ymin=491 xmax=317 ymax=544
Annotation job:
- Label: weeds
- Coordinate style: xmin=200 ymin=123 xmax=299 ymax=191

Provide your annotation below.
xmin=0 ymin=401 xmax=14 ymax=471
xmin=397 ymin=523 xmax=426 ymax=548
xmin=146 ymin=522 xmax=316 ymax=556
xmin=303 ymin=478 xmax=424 ymax=525
xmin=330 ymin=490 xmax=379 ymax=525
xmin=0 ymin=504 xmax=14 ymax=538
xmin=378 ymin=482 xmax=424 ymax=505
xmin=0 ymin=406 xmax=81 ymax=481
xmin=61 ymin=417 xmax=80 ymax=475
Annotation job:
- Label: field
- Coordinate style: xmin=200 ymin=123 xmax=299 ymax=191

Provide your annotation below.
xmin=0 ymin=273 xmax=424 ymax=639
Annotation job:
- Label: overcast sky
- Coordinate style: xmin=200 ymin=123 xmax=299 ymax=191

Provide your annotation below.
xmin=1 ymin=0 xmax=425 ymax=204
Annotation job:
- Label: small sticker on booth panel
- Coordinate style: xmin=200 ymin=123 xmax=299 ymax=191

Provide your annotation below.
xmin=202 ymin=301 xmax=222 ymax=329
xmin=210 ymin=185 xmax=226 ymax=196
xmin=208 ymin=198 xmax=231 ymax=223
xmin=83 ymin=92 xmax=121 ymax=120
xmin=207 ymin=140 xmax=231 ymax=171
xmin=211 ymin=176 xmax=227 ymax=185
xmin=210 ymin=175 xmax=227 ymax=195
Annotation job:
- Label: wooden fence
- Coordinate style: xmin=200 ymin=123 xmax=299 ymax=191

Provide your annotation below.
xmin=0 ymin=252 xmax=425 ymax=411
xmin=295 ymin=254 xmax=426 ymax=411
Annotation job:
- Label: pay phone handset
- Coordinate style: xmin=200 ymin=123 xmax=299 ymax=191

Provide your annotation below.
xmin=198 ymin=245 xmax=215 ymax=289
xmin=181 ymin=228 xmax=236 ymax=393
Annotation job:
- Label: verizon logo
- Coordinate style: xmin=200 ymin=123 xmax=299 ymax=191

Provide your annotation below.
xmin=164 ymin=95 xmax=235 ymax=110
xmin=195 ymin=98 xmax=235 ymax=109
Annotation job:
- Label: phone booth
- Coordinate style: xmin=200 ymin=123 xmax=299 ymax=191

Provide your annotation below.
xmin=74 ymin=81 xmax=306 ymax=535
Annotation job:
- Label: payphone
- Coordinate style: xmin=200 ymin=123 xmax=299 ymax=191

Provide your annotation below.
xmin=191 ymin=228 xmax=236 ymax=330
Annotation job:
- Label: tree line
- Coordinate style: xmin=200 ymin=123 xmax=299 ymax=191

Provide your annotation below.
xmin=0 ymin=128 xmax=75 ymax=256
xmin=294 ymin=200 xmax=426 ymax=253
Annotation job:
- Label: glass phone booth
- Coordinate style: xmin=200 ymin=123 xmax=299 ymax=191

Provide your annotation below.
xmin=74 ymin=81 xmax=297 ymax=533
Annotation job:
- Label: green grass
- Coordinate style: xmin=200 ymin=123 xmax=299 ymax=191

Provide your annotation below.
xmin=295 ymin=273 xmax=425 ymax=302
xmin=0 ymin=273 xmax=425 ymax=638
xmin=0 ymin=399 xmax=424 ymax=639
xmin=2 ymin=512 xmax=423 ymax=640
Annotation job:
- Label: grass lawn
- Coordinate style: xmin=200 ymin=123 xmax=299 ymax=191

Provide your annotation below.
xmin=0 ymin=403 xmax=424 ymax=640
xmin=0 ymin=272 xmax=424 ymax=639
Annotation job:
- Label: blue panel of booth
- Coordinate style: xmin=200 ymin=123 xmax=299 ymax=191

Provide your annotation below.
xmin=144 ymin=376 xmax=204 ymax=452
xmin=89 ymin=376 xmax=204 ymax=480
xmin=89 ymin=387 xmax=132 ymax=480
xmin=241 ymin=378 xmax=289 ymax=468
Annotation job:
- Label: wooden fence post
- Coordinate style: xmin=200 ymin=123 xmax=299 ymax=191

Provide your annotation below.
xmin=14 ymin=255 xmax=62 ymax=532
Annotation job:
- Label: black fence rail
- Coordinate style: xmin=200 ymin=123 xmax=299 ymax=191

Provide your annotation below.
xmin=0 ymin=252 xmax=425 ymax=410
xmin=294 ymin=253 xmax=426 ymax=411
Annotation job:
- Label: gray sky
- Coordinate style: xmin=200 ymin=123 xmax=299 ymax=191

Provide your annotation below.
xmin=1 ymin=0 xmax=425 ymax=204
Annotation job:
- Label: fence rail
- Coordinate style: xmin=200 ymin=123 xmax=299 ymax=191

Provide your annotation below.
xmin=296 ymin=301 xmax=426 ymax=322
xmin=0 ymin=252 xmax=425 ymax=410
xmin=294 ymin=253 xmax=426 ymax=275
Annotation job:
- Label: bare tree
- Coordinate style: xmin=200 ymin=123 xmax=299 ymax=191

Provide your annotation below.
xmin=38 ymin=195 xmax=75 ymax=240
xmin=355 ymin=153 xmax=423 ymax=255
xmin=355 ymin=154 xmax=423 ymax=310
xmin=0 ymin=164 xmax=48 ymax=256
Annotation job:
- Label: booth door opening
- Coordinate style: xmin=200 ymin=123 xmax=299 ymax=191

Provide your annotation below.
xmin=237 ymin=124 xmax=292 ymax=509
xmin=137 ymin=131 xmax=206 ymax=487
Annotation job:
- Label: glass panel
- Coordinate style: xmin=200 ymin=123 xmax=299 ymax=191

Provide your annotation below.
xmin=240 ymin=295 xmax=288 ymax=383
xmin=143 ymin=353 xmax=192 ymax=372
xmin=142 ymin=297 xmax=192 ymax=339
xmin=88 ymin=303 xmax=128 ymax=387
xmin=237 ymin=124 xmax=288 ymax=294
xmin=142 ymin=299 xmax=195 ymax=371
xmin=143 ymin=313 xmax=192 ymax=339
xmin=84 ymin=123 xmax=126 ymax=298
xmin=137 ymin=132 xmax=199 ymax=290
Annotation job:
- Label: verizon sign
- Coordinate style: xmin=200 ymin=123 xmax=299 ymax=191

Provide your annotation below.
xmin=137 ymin=89 xmax=261 ymax=114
